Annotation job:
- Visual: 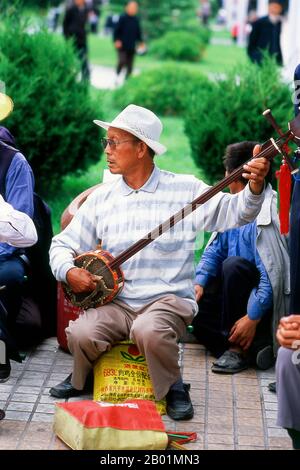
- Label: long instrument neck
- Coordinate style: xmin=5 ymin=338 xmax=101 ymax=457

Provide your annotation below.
xmin=109 ymin=133 xmax=292 ymax=270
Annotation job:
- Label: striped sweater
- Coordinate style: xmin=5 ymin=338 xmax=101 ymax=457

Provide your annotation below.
xmin=50 ymin=166 xmax=264 ymax=312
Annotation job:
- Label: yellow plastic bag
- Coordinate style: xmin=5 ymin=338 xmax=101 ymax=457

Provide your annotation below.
xmin=93 ymin=342 xmax=166 ymax=414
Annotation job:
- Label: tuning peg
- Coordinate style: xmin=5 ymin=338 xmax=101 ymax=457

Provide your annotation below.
xmin=263 ymin=109 xmax=283 ymax=136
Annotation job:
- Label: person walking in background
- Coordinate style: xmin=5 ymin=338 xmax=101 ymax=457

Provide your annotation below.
xmin=63 ymin=0 xmax=90 ymax=81
xmin=247 ymin=1 xmax=283 ymax=66
xmin=199 ymin=1 xmax=211 ymax=26
xmin=114 ymin=1 xmax=144 ymax=81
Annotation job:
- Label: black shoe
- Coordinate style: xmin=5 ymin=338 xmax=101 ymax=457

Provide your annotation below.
xmin=166 ymin=383 xmax=194 ymax=421
xmin=211 ymin=350 xmax=248 ymax=374
xmin=50 ymin=373 xmax=87 ymax=399
xmin=0 ymin=359 xmax=11 ymax=383
xmin=268 ymin=381 xmax=276 ymax=393
xmin=256 ymin=345 xmax=274 ymax=370
xmin=0 ymin=409 xmax=5 ymax=420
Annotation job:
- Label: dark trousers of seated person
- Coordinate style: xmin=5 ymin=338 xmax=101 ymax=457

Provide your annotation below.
xmin=0 ymin=254 xmax=26 ymax=353
xmin=192 ymin=256 xmax=272 ymax=359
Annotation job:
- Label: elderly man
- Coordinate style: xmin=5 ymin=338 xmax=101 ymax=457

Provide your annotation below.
xmin=49 ymin=104 xmax=269 ymax=420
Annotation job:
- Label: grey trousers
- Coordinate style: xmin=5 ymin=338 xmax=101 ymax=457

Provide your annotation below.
xmin=66 ymin=294 xmax=194 ymax=401
xmin=276 ymin=346 xmax=300 ymax=431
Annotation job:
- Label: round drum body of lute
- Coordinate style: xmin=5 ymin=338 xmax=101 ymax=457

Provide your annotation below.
xmin=63 ymin=249 xmax=124 ymax=309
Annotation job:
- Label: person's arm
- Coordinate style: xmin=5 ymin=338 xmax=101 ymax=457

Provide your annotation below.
xmin=247 ymin=20 xmax=260 ymax=62
xmin=63 ymin=7 xmax=73 ymax=37
xmin=228 ymin=225 xmax=273 ymax=350
xmin=5 ymin=153 xmax=34 ymax=218
xmin=195 ymin=233 xmax=228 ymax=287
xmin=0 ymin=195 xmax=37 ymax=247
xmin=49 ymin=190 xmax=100 ymax=293
xmin=113 ymin=15 xmax=123 ymax=46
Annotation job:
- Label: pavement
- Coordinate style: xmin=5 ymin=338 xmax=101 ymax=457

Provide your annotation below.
xmin=0 ymin=337 xmax=293 ymax=450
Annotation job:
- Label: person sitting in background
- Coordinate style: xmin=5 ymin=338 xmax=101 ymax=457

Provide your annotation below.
xmin=0 ymin=197 xmax=37 ymax=388
xmin=192 ymin=141 xmax=290 ymax=373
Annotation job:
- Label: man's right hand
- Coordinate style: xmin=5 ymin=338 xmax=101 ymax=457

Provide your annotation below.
xmin=115 ymin=40 xmax=122 ymax=49
xmin=194 ymin=284 xmax=204 ymax=302
xmin=66 ymin=267 xmax=98 ymax=293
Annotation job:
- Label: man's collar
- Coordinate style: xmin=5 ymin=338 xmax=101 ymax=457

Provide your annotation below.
xmin=120 ymin=165 xmax=160 ymax=196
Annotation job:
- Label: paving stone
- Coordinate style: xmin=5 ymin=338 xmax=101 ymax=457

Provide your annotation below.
xmin=267 ymin=418 xmax=280 ymax=428
xmin=207 ymin=423 xmax=233 ymax=434
xmin=10 ymin=393 xmax=39 ymax=403
xmin=31 ymin=413 xmax=54 ymax=423
xmin=236 ymin=408 xmax=263 ymax=419
xmin=15 ymin=385 xmax=41 ymax=394
xmin=39 ymin=395 xmax=66 ymax=404
xmin=237 ymin=416 xmax=263 ymax=427
xmin=268 ymin=427 xmax=290 ymax=437
xmin=0 ymin=384 xmax=13 ymax=393
xmin=269 ymin=437 xmax=293 ymax=448
xmin=36 ymin=403 xmax=55 ymax=414
xmin=0 ymin=392 xmax=10 ymax=401
xmin=7 ymin=402 xmax=35 ymax=412
xmin=237 ymin=425 xmax=264 ymax=436
xmin=238 ymin=435 xmax=266 ymax=447
xmin=266 ymin=410 xmax=277 ymax=419
xmin=4 ymin=411 xmax=31 ymax=421
xmin=19 ymin=378 xmax=45 ymax=387
xmin=207 ymin=444 xmax=235 ymax=450
xmin=238 ymin=445 xmax=265 ymax=450
xmin=264 ymin=401 xmax=278 ymax=411
xmin=207 ymin=434 xmax=234 ymax=445
xmin=26 ymin=363 xmax=53 ymax=372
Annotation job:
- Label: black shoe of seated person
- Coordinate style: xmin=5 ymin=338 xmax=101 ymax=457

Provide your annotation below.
xmin=49 ymin=372 xmax=93 ymax=399
xmin=268 ymin=381 xmax=276 ymax=393
xmin=211 ymin=350 xmax=248 ymax=374
xmin=166 ymin=383 xmax=194 ymax=421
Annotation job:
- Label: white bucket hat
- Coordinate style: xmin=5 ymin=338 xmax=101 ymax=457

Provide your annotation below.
xmin=93 ymin=104 xmax=167 ymax=156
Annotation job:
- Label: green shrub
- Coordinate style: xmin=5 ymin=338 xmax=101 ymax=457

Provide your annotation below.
xmin=113 ymin=65 xmax=208 ymax=116
xmin=185 ymin=57 xmax=293 ymax=183
xmin=150 ymin=31 xmax=206 ymax=62
xmin=0 ymin=15 xmax=103 ymax=194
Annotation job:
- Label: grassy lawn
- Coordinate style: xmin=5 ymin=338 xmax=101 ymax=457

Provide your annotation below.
xmin=89 ymin=33 xmax=247 ymax=75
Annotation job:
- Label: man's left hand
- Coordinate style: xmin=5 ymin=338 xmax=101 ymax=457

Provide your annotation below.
xmin=242 ymin=145 xmax=270 ymax=195
xmin=229 ymin=314 xmax=260 ymax=351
